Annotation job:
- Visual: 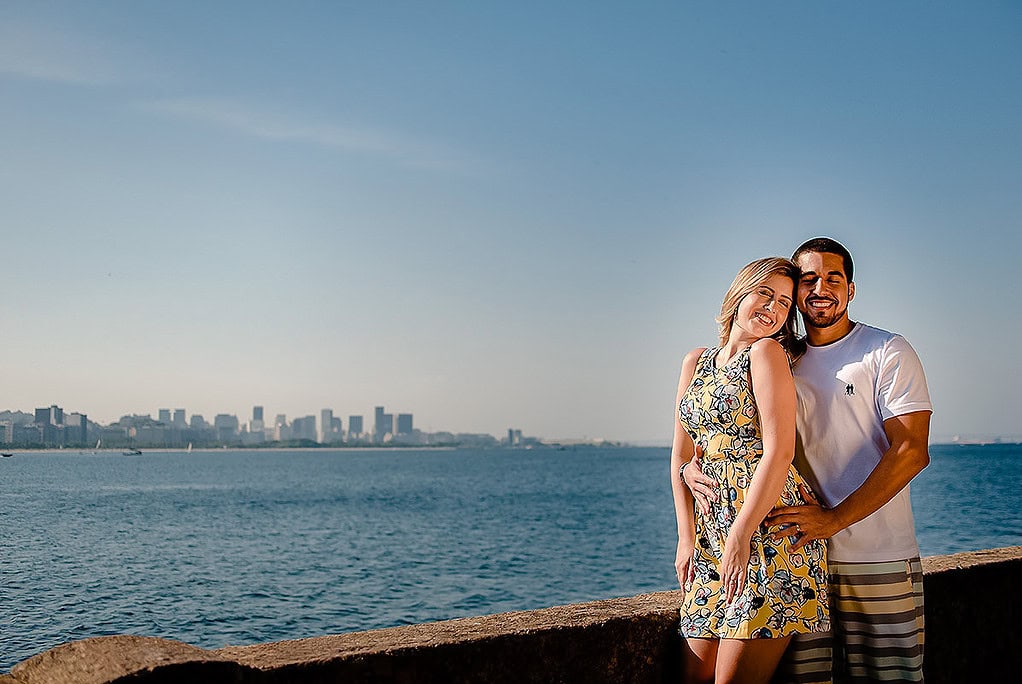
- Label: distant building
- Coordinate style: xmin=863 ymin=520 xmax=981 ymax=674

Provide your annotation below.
xmin=33 ymin=405 xmax=66 ymax=445
xmin=173 ymin=409 xmax=187 ymax=427
xmin=35 ymin=405 xmax=62 ymax=426
xmin=396 ymin=413 xmax=413 ymax=435
xmin=250 ymin=406 xmax=265 ymax=433
xmin=64 ymin=413 xmax=88 ymax=445
xmin=320 ymin=409 xmax=334 ymax=443
xmin=213 ymin=414 xmax=240 ymax=443
xmin=190 ymin=414 xmax=209 ymax=430
xmin=292 ymin=416 xmax=317 ymax=442
xmin=240 ymin=424 xmax=267 ymax=446
xmin=374 ymin=406 xmax=394 ymax=443
xmin=319 ymin=409 xmax=343 ymax=444
xmin=348 ymin=415 xmax=364 ymax=440
xmin=158 ymin=408 xmax=171 ymax=424
xmin=13 ymin=423 xmax=42 ymax=446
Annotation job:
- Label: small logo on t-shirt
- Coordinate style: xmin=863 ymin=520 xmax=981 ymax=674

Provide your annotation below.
xmin=845 ymin=384 xmax=855 ymax=395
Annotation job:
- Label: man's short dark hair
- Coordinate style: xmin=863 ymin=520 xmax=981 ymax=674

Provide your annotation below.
xmin=792 ymin=237 xmax=854 ymax=282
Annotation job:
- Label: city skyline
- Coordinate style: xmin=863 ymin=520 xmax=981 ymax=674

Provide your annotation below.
xmin=2 ymin=3 xmax=1021 ymax=444
xmin=1 ymin=401 xmax=547 ymax=448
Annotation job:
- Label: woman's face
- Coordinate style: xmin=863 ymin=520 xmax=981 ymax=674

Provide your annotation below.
xmin=733 ymin=273 xmax=794 ymax=340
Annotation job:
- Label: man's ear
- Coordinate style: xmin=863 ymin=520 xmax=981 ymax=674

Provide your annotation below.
xmin=848 ymin=281 xmax=856 ymax=302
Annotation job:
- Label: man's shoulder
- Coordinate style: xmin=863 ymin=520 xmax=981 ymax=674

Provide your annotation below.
xmin=851 ymin=322 xmax=913 ymax=350
xmin=850 ymin=324 xmax=927 ymax=382
xmin=854 ymin=321 xmax=897 ymax=339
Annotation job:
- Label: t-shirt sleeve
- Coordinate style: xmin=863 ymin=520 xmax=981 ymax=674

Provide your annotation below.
xmin=877 ymin=335 xmax=933 ymax=420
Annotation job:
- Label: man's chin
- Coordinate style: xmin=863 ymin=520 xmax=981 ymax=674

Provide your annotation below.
xmin=804 ymin=313 xmax=839 ymax=329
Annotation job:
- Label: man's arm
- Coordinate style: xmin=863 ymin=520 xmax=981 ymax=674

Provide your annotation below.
xmin=767 ymin=410 xmax=931 ymax=549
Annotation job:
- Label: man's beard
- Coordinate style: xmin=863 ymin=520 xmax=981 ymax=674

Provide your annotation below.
xmin=802 ymin=301 xmax=847 ymax=329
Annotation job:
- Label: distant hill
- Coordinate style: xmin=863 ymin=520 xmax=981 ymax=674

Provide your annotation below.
xmin=0 ymin=410 xmax=35 ymax=425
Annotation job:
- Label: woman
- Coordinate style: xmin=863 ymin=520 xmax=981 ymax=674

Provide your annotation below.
xmin=671 ymin=257 xmax=829 ymax=684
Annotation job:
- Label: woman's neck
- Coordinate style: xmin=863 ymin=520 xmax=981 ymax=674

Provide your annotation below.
xmin=718 ymin=333 xmax=754 ymax=365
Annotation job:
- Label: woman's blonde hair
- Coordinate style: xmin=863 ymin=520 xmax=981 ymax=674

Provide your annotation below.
xmin=716 ymin=257 xmax=802 ymax=356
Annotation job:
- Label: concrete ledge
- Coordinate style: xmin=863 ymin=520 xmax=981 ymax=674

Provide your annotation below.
xmin=0 ymin=636 xmax=260 ymax=684
xmin=5 ymin=547 xmax=1021 ymax=684
xmin=919 ymin=546 xmax=1022 ymax=683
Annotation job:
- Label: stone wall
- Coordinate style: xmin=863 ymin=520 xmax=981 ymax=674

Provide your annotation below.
xmin=4 ymin=547 xmax=1019 ymax=684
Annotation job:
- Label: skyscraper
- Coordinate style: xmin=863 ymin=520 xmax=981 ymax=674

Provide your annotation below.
xmin=213 ymin=414 xmax=240 ymax=443
xmin=320 ymin=409 xmax=334 ymax=443
xmin=374 ymin=406 xmax=393 ymax=442
xmin=396 ymin=413 xmax=413 ymax=435
xmin=348 ymin=415 xmax=363 ymax=439
xmin=251 ymin=406 xmax=265 ymax=433
xmin=292 ymin=416 xmax=317 ymax=442
xmin=158 ymin=408 xmax=171 ymax=424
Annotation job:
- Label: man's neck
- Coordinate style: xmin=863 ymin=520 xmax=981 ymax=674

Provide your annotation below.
xmin=805 ymin=318 xmax=856 ymax=347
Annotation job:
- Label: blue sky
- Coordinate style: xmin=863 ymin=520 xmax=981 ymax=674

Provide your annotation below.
xmin=2 ymin=2 xmax=1020 ymax=443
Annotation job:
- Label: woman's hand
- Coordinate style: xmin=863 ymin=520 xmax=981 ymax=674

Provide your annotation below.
xmin=675 ymin=539 xmax=695 ymax=591
xmin=720 ymin=531 xmax=751 ymax=604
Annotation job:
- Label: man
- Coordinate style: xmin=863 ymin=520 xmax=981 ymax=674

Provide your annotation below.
xmin=682 ymin=237 xmax=932 ymax=683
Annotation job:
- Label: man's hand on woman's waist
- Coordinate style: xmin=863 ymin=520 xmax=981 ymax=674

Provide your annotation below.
xmin=681 ymin=446 xmax=718 ymax=515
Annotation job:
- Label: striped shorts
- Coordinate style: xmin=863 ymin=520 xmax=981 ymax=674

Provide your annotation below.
xmin=773 ymin=557 xmax=925 ymax=684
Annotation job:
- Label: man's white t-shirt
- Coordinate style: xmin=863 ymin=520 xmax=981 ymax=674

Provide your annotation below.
xmin=792 ymin=322 xmax=932 ymax=563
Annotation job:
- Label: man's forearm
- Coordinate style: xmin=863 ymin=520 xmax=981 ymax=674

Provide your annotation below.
xmin=831 ymin=439 xmax=929 ymax=532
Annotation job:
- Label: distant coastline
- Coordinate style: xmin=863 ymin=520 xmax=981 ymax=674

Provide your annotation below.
xmin=0 ymin=439 xmax=631 ymax=453
xmin=3 ymin=441 xmax=1018 ymax=453
xmin=938 ymin=439 xmax=1022 ymax=447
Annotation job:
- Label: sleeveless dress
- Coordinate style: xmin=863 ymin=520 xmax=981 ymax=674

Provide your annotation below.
xmin=678 ymin=346 xmax=829 ymax=639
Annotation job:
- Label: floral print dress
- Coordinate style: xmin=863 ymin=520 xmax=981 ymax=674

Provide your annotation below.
xmin=678 ymin=346 xmax=829 ymax=639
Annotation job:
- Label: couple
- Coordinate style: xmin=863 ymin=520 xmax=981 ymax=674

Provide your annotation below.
xmin=671 ymin=237 xmax=932 ymax=684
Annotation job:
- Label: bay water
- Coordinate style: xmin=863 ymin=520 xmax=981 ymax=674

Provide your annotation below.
xmin=2 ymin=443 xmax=1020 ymax=671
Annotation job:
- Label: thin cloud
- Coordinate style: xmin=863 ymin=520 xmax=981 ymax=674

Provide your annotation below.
xmin=0 ymin=23 xmax=122 ymax=86
xmin=142 ymin=96 xmax=474 ymax=172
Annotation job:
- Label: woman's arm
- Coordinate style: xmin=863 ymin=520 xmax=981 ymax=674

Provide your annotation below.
xmin=671 ymin=347 xmax=704 ymax=590
xmin=720 ymin=338 xmax=797 ymax=602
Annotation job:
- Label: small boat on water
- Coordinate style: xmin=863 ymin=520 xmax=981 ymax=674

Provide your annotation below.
xmin=1 ymin=452 xmax=13 ymax=458
xmin=122 ymin=448 xmax=143 ymax=456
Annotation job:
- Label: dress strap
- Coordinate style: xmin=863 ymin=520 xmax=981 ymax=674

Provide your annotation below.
xmin=697 ymin=346 xmax=719 ymax=372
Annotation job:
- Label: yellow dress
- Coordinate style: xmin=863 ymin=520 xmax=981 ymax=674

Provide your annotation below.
xmin=678 ymin=346 xmax=829 ymax=639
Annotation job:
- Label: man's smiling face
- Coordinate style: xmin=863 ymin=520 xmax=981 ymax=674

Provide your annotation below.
xmin=795 ymin=251 xmax=855 ymax=330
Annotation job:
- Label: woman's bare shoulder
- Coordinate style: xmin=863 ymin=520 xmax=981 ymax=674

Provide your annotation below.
xmin=749 ymin=338 xmax=790 ymax=369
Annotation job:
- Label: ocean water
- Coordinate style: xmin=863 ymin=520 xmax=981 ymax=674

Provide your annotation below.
xmin=2 ymin=444 xmax=1020 ymax=671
